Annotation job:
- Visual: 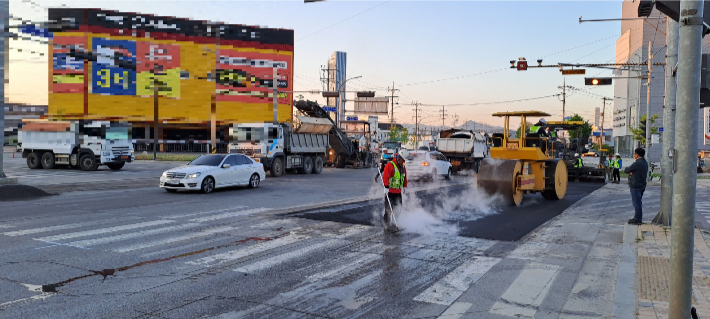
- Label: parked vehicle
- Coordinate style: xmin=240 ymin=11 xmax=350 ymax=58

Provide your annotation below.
xmin=160 ymin=154 xmax=265 ymax=193
xmin=380 ymin=141 xmax=402 ymax=169
xmin=405 ymin=150 xmax=453 ymax=181
xmin=19 ymin=120 xmax=134 ymax=171
xmin=228 ymin=117 xmax=329 ymax=177
xmin=436 ymin=129 xmax=489 ymax=173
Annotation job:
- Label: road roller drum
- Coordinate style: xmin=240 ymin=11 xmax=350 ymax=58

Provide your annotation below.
xmin=477 ymin=159 xmax=524 ymax=206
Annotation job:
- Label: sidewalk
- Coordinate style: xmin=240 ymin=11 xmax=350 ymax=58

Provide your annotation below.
xmin=635 ymin=224 xmax=710 ymax=318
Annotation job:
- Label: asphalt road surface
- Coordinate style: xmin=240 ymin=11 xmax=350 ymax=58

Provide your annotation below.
xmin=0 ymin=162 xmax=622 ymax=318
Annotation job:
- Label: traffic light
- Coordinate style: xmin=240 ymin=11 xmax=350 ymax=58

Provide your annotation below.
xmin=357 ymin=91 xmax=375 ymax=98
xmin=585 ymin=77 xmax=612 ymax=86
xmin=517 ymin=60 xmax=528 ymax=71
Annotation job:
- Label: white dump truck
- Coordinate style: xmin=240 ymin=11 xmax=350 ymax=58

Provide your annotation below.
xmin=436 ymin=129 xmax=489 ymax=173
xmin=228 ymin=116 xmax=330 ymax=177
xmin=19 ymin=120 xmax=134 ymax=171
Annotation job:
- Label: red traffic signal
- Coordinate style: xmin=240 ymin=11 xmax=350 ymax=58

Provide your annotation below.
xmin=517 ymin=60 xmax=528 ymax=71
xmin=585 ymin=77 xmax=612 ymax=85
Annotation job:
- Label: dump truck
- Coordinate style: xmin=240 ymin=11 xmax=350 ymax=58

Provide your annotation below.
xmin=478 ymin=111 xmax=567 ymax=206
xmin=228 ymin=116 xmax=330 ymax=177
xmin=19 ymin=120 xmax=134 ymax=171
xmin=292 ymin=100 xmax=356 ymax=168
xmin=437 ymin=129 xmax=489 ymax=173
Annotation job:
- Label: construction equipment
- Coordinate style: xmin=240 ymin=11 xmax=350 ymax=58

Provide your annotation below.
xmin=477 ymin=111 xmax=567 ymax=206
xmin=339 ymin=120 xmax=375 ymax=168
xmin=436 ymin=129 xmax=489 ymax=173
xmin=293 ymin=100 xmax=356 ymax=168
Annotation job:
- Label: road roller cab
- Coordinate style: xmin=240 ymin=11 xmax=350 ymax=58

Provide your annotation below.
xmin=477 ymin=111 xmax=569 ymax=206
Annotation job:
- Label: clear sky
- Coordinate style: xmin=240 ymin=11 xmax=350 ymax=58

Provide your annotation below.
xmin=9 ymin=0 xmax=622 ymax=128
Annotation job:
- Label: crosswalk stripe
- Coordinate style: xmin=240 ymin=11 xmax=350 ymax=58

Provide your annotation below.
xmin=489 ymin=263 xmax=562 ymax=318
xmin=163 ymin=206 xmax=247 ymax=219
xmin=437 ymin=302 xmax=474 ymax=319
xmin=414 ymin=257 xmax=501 ymax=306
xmin=188 ymin=207 xmax=271 ymax=222
xmin=186 ymin=233 xmax=307 ymax=266
xmin=2 ymin=218 xmax=140 ymax=237
xmin=35 ymin=220 xmax=175 ymax=242
xmin=66 ymin=223 xmax=202 ymax=248
xmin=115 ymin=226 xmax=236 ymax=253
xmin=234 ymin=239 xmax=339 ymax=273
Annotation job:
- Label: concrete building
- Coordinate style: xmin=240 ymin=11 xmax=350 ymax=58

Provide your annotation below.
xmin=325 ymin=51 xmax=347 ymax=123
xmin=613 ymin=0 xmax=710 ymax=160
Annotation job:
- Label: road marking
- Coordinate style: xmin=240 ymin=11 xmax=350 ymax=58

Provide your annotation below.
xmin=508 ymin=241 xmax=548 ymax=260
xmin=437 ymin=302 xmax=474 ymax=319
xmin=489 ymin=263 xmax=562 ymax=318
xmin=163 ymin=206 xmax=247 ymax=219
xmin=66 ymin=223 xmax=202 ymax=247
xmin=115 ymin=226 xmax=236 ymax=253
xmin=234 ymin=239 xmax=339 ymax=273
xmin=0 ymin=224 xmax=15 ymax=229
xmin=186 ymin=233 xmax=306 ymax=266
xmin=35 ymin=220 xmax=175 ymax=242
xmin=0 ymin=283 xmax=54 ymax=310
xmin=2 ymin=219 xmax=138 ymax=236
xmin=188 ymin=207 xmax=271 ymax=222
xmin=414 ymin=257 xmax=501 ymax=306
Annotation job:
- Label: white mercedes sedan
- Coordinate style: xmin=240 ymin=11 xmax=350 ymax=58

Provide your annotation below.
xmin=160 ymin=154 xmax=265 ymax=193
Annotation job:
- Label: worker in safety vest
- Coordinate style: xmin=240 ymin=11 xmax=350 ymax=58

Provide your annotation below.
xmin=573 ymin=153 xmax=583 ymax=168
xmin=528 ymin=118 xmax=549 ymax=137
xmin=380 ymin=152 xmax=408 ymax=230
xmin=605 ymin=155 xmax=614 ymax=182
xmin=612 ymin=154 xmax=622 ymax=183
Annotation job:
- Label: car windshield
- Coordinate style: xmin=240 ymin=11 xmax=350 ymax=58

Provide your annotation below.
xmin=188 ymin=155 xmax=226 ymax=166
xmin=105 ymin=127 xmax=131 ymax=140
xmin=383 ymin=142 xmax=399 ymax=149
xmin=407 ymin=152 xmax=427 ymax=161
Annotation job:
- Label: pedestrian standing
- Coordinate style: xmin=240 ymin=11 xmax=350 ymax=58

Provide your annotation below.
xmin=613 ymin=154 xmax=622 ymax=183
xmin=380 ymin=152 xmax=408 ymax=231
xmin=624 ymin=148 xmax=648 ymax=225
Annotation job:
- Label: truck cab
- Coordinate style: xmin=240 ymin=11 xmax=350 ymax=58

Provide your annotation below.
xmin=228 ymin=123 xmax=283 ymax=166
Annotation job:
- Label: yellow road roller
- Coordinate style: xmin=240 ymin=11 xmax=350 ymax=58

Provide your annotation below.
xmin=477 ymin=111 xmax=568 ymax=206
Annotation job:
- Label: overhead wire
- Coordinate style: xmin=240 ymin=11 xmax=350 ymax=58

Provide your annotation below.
xmin=297 ymin=1 xmax=391 ymax=41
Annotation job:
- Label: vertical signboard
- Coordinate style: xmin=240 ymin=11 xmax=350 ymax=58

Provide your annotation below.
xmin=52 ymin=36 xmax=86 ymax=93
xmin=705 ymin=107 xmax=710 ymax=145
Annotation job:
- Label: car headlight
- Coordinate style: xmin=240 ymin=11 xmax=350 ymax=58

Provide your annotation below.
xmin=187 ymin=172 xmax=201 ymax=179
xmin=162 ymin=172 xmax=168 ymax=178
xmin=103 ymin=151 xmax=111 ymax=156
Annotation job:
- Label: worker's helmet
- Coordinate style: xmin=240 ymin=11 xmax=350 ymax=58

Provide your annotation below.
xmin=399 ymin=149 xmax=409 ymax=158
xmin=393 ymin=153 xmax=404 ymax=163
xmin=574 ymin=153 xmax=580 ymax=157
xmin=615 ymin=153 xmax=620 ymax=157
xmin=539 ymin=118 xmax=546 ymax=124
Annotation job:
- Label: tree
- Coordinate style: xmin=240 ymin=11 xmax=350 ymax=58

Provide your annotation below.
xmin=592 ymin=143 xmax=615 ymax=155
xmin=567 ymin=114 xmax=593 ymax=139
xmin=515 ymin=122 xmax=533 ymax=138
xmin=296 ymin=94 xmax=305 ymax=101
xmin=388 ymin=126 xmax=409 ymax=143
xmin=629 ymin=113 xmax=659 ymax=145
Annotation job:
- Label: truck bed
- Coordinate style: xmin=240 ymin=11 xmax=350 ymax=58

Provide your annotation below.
xmin=288 ymin=133 xmax=329 ymax=154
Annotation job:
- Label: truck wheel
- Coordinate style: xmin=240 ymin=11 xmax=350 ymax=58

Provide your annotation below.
xmin=27 ymin=152 xmax=42 ymax=169
xmin=107 ymin=162 xmax=125 ymax=170
xmin=41 ymin=152 xmax=56 ymax=169
xmin=79 ymin=154 xmax=99 ymax=171
xmin=336 ymin=154 xmax=347 ymax=168
xmin=270 ymin=157 xmax=284 ymax=177
xmin=312 ymin=157 xmax=323 ymax=174
xmin=300 ymin=156 xmax=313 ymax=174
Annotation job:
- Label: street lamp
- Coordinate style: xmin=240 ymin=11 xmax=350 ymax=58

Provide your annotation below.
xmin=322 ymin=75 xmax=361 ymax=126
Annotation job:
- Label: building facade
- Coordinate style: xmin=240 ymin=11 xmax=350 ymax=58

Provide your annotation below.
xmin=613 ymin=0 xmax=710 ymax=160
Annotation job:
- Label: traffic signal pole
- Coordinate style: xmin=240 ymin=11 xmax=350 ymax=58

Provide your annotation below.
xmin=0 ymin=0 xmax=7 ymax=182
xmin=669 ymin=0 xmax=703 ymax=317
xmin=654 ymin=17 xmax=679 ymax=227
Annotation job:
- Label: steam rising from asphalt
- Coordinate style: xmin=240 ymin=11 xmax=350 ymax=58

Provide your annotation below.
xmin=369 ymin=166 xmax=503 ymax=236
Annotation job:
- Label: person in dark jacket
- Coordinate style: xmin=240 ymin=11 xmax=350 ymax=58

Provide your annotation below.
xmin=624 ymin=148 xmax=648 ymax=225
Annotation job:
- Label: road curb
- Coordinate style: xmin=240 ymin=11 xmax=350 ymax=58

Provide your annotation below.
xmin=612 ymin=223 xmax=639 ymax=319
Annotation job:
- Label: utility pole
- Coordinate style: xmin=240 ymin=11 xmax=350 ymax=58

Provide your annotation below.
xmin=153 ymin=69 xmax=160 ymax=161
xmin=388 ymin=82 xmax=398 ymax=125
xmin=645 ymin=41 xmax=653 ymax=168
xmin=562 ymin=78 xmax=566 ymax=121
xmin=600 ymin=97 xmax=610 ymax=147
xmin=412 ymin=102 xmax=421 ymax=147
xmin=668 ymin=1 xmax=702 ymax=317
xmin=272 ymin=65 xmax=278 ymax=124
xmin=440 ymin=105 xmax=448 ymax=130
xmin=654 ymin=17 xmax=678 ymax=227
xmin=210 ymin=23 xmax=221 ymax=154
xmin=0 ymin=0 xmax=8 ymax=182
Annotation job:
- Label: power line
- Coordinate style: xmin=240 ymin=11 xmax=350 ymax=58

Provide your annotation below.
xmin=418 ymin=94 xmax=560 ymax=107
xmin=399 ymin=68 xmax=508 ymax=87
xmin=539 ymin=34 xmax=621 ymax=58
xmin=297 ymin=1 xmax=390 ymax=41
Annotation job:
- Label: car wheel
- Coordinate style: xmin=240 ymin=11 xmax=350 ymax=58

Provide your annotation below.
xmin=312 ymin=156 xmax=323 ymax=174
xmin=165 ymin=188 xmax=178 ymax=193
xmin=301 ymin=156 xmax=313 ymax=174
xmin=27 ymin=151 xmax=41 ymax=169
xmin=248 ymin=173 xmax=260 ymax=188
xmin=201 ymin=176 xmax=215 ymax=194
xmin=107 ymin=162 xmax=125 ymax=170
xmin=445 ymin=168 xmax=452 ymax=180
xmin=270 ymin=157 xmax=284 ymax=177
xmin=41 ymin=152 xmax=56 ymax=169
xmin=79 ymin=154 xmax=99 ymax=171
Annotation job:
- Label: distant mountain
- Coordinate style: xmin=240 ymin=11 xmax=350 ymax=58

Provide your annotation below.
xmin=398 ymin=120 xmax=503 ymax=136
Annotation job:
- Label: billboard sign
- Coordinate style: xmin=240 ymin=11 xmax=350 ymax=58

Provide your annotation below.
xmin=353 ymin=97 xmax=389 ymax=115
